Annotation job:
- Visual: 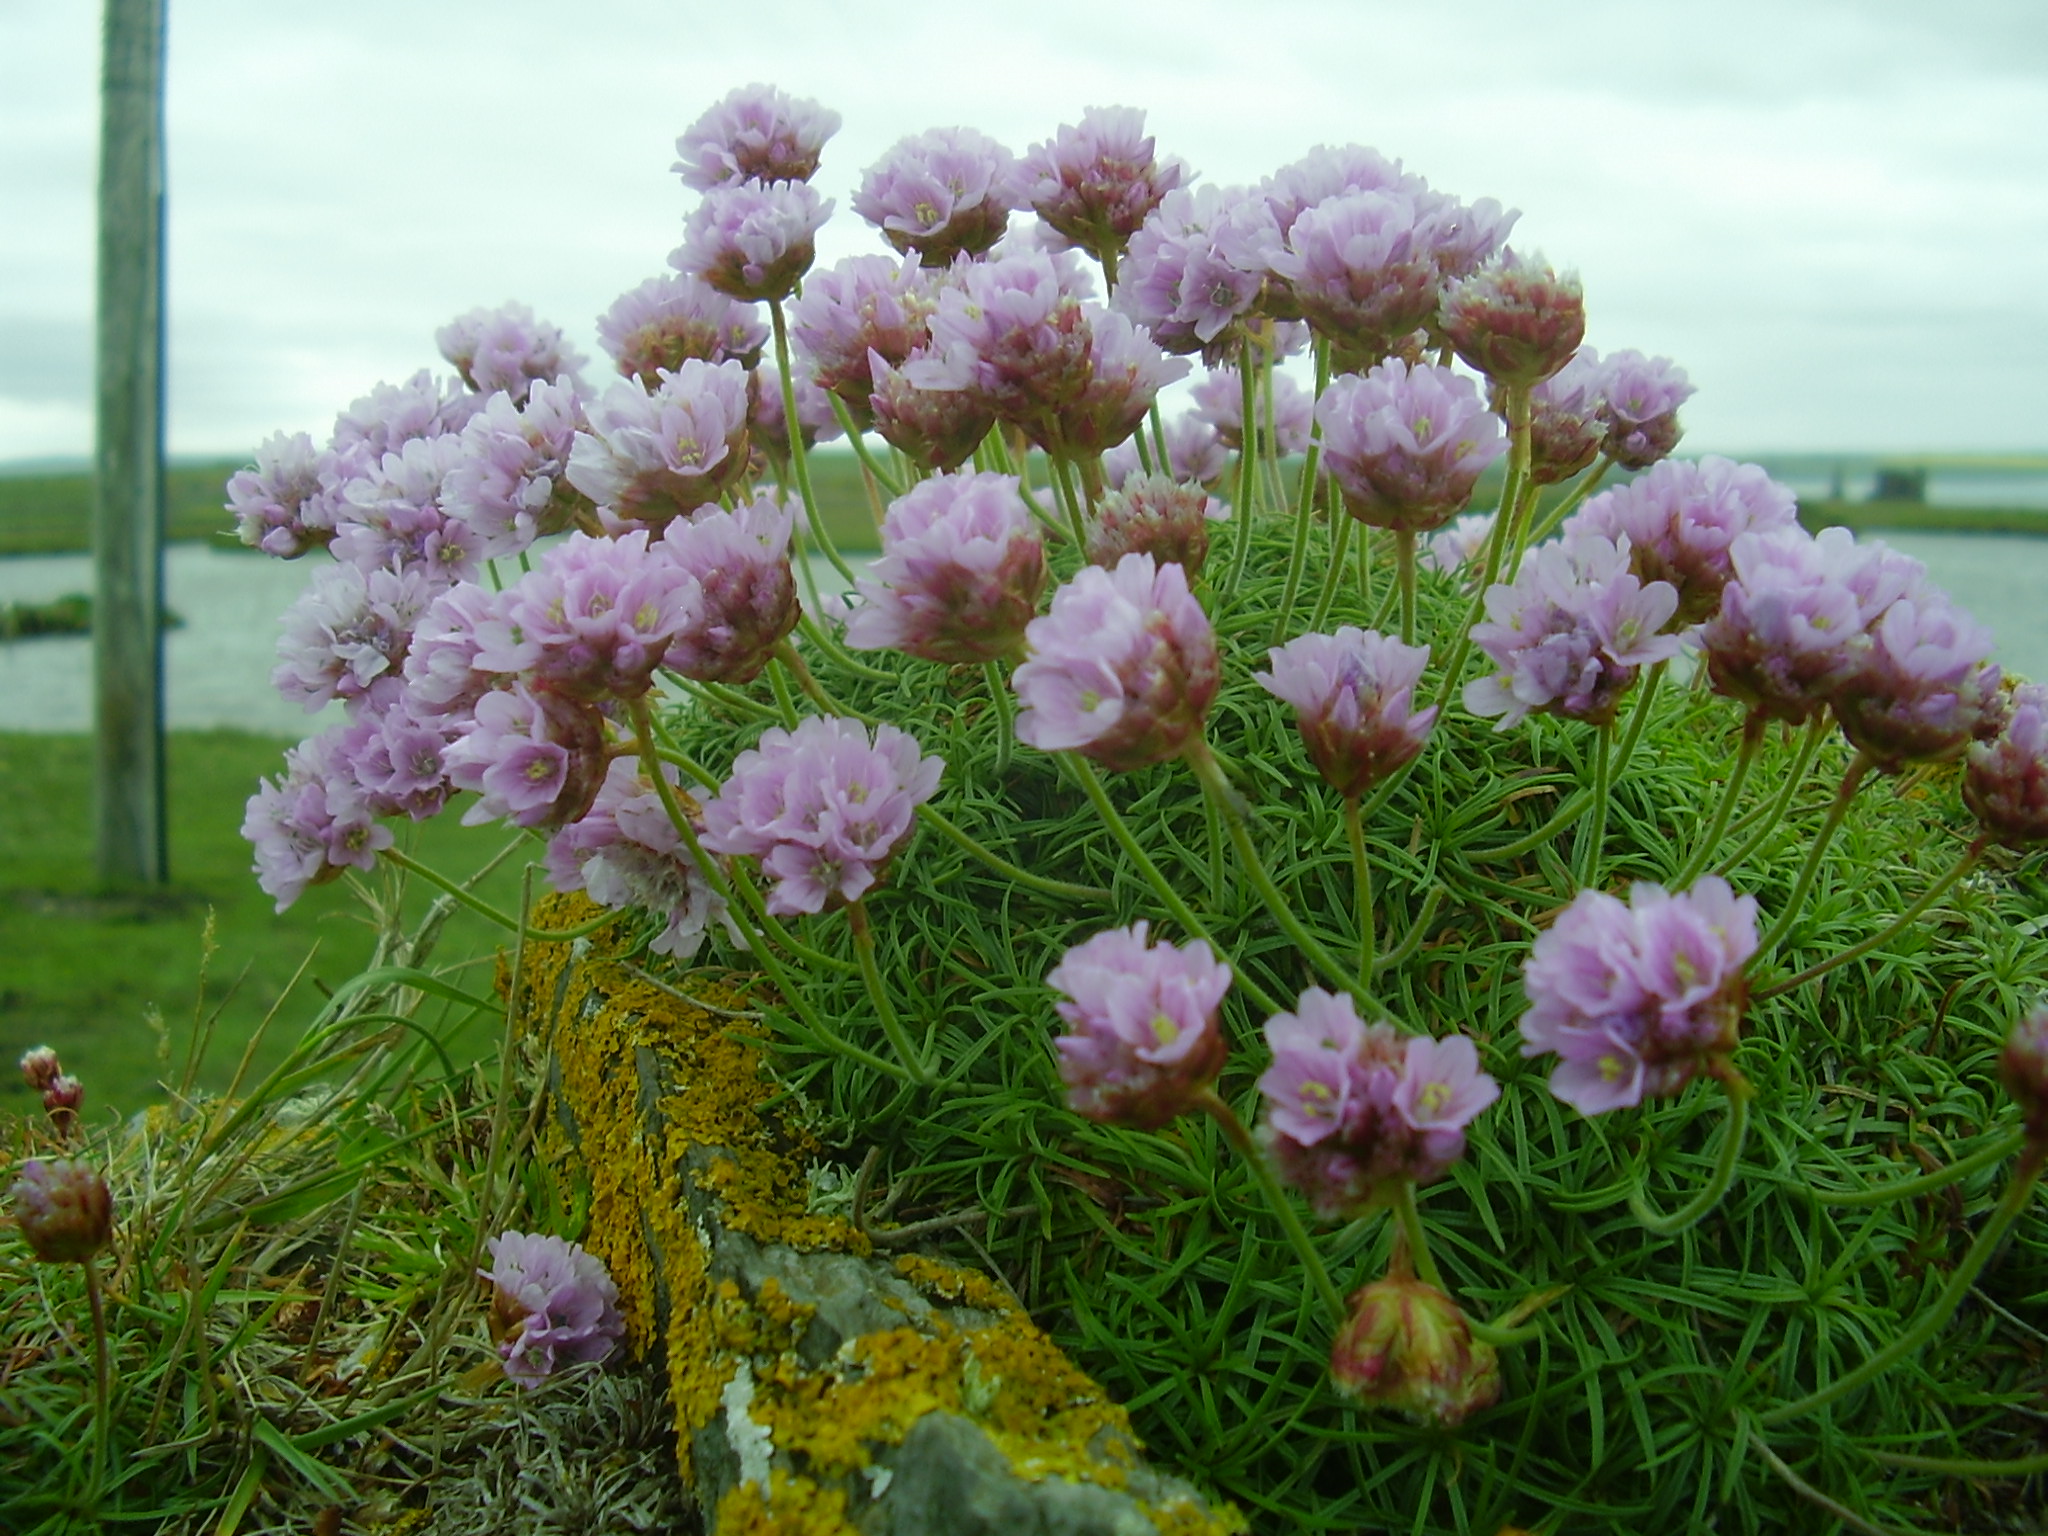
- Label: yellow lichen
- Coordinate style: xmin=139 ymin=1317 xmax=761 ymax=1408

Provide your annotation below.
xmin=714 ymin=1276 xmax=816 ymax=1357
xmin=893 ymin=1251 xmax=1017 ymax=1314
xmin=711 ymin=1469 xmax=860 ymax=1536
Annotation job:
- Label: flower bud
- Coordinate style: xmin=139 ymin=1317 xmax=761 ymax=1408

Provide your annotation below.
xmin=1966 ymin=682 xmax=2048 ymax=848
xmin=2001 ymin=1004 xmax=2048 ymax=1145
xmin=43 ymin=1075 xmax=84 ymax=1130
xmin=8 ymin=1158 xmax=114 ymax=1263
xmin=1439 ymin=251 xmax=1586 ymax=387
xmin=19 ymin=1046 xmax=61 ymax=1093
xmin=1086 ymin=475 xmax=1222 ymax=578
xmin=1329 ymin=1276 xmax=1500 ymax=1426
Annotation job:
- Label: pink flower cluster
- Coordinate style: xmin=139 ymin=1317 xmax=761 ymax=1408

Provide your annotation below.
xmin=545 ymin=759 xmax=731 ymax=959
xmin=1022 ymin=107 xmax=1189 ymax=266
xmin=1519 ymin=877 xmax=1758 ymax=1114
xmin=1085 ymin=474 xmax=1226 ymax=577
xmin=1317 ymin=360 xmax=1506 ymax=534
xmin=700 ymin=717 xmax=944 ymax=916
xmin=1258 ymin=629 xmax=1437 ymax=799
xmin=1967 ymin=682 xmax=2048 ymax=847
xmin=1046 ymin=924 xmax=1230 ymax=1129
xmin=854 ymin=126 xmax=1020 ymax=266
xmin=1257 ymin=989 xmax=1498 ymax=1219
xmin=480 ymin=1231 xmax=624 ymax=1389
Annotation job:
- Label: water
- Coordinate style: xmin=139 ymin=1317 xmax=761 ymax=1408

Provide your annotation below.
xmin=3 ymin=536 xmax=2046 ymax=737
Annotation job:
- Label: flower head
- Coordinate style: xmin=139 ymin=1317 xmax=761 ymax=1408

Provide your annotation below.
xmin=673 ymin=83 xmax=839 ymax=190
xmin=19 ymin=1046 xmax=61 ymax=1093
xmin=1831 ymin=585 xmax=2002 ymax=771
xmin=700 ymin=717 xmax=944 ymax=916
xmin=868 ymin=349 xmax=999 ymax=472
xmin=9 ymin=1159 xmax=113 ymax=1263
xmin=442 ymin=685 xmax=610 ymax=831
xmin=1596 ymin=350 xmax=1694 ymax=469
xmin=1966 ymin=682 xmax=2048 ymax=847
xmin=1420 ymin=512 xmax=1495 ymax=576
xmin=1101 ymin=413 xmax=1228 ymax=492
xmin=1519 ymin=877 xmax=1758 ymax=1114
xmin=1258 ymin=989 xmax=1498 ymax=1218
xmin=478 ymin=530 xmax=699 ymax=701
xmin=853 ymin=127 xmax=1020 ymax=266
xmin=545 ymin=758 xmax=732 ymax=959
xmin=2001 ymin=1004 xmax=2048 ymax=1146
xmin=597 ymin=274 xmax=767 ymax=385
xmin=442 ymin=381 xmax=590 ymax=558
xmin=481 ymin=1231 xmax=625 ymax=1388
xmin=1465 ymin=531 xmax=1683 ymax=729
xmin=845 ymin=471 xmax=1046 ymax=664
xmin=1317 ymin=360 xmax=1506 ymax=533
xmin=1012 ymin=554 xmax=1218 ymax=772
xmin=565 ymin=359 xmax=752 ymax=527
xmin=789 ymin=255 xmax=937 ymax=416
xmin=1086 ymin=473 xmax=1226 ymax=576
xmin=1266 ymin=191 xmax=1443 ymax=370
xmin=1022 ymin=106 xmax=1190 ymax=265
xmin=659 ymin=495 xmax=803 ymax=683
xmin=1258 ymin=629 xmax=1437 ymax=798
xmin=1046 ymin=924 xmax=1230 ymax=1129
xmin=436 ymin=301 xmax=586 ymax=405
xmin=1330 ymin=1275 xmax=1501 ymax=1425
xmin=1114 ymin=185 xmax=1284 ymax=361
xmin=1190 ymin=366 xmax=1313 ymax=457
xmin=673 ymin=179 xmax=831 ymax=303
xmin=1439 ymin=250 xmax=1585 ymax=387
xmin=227 ymin=432 xmax=344 ymax=558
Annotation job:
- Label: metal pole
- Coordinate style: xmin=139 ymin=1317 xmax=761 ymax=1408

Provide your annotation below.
xmin=93 ymin=0 xmax=168 ymax=885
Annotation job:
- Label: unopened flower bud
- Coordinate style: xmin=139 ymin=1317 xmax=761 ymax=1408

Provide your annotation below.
xmin=43 ymin=1075 xmax=84 ymax=1125
xmin=2001 ymin=1004 xmax=2048 ymax=1145
xmin=1966 ymin=682 xmax=2048 ymax=848
xmin=8 ymin=1158 xmax=114 ymax=1263
xmin=1086 ymin=475 xmax=1223 ymax=577
xmin=19 ymin=1046 xmax=61 ymax=1093
xmin=1329 ymin=1275 xmax=1500 ymax=1426
xmin=1439 ymin=251 xmax=1585 ymax=387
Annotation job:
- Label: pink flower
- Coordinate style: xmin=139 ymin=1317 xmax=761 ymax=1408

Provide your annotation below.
xmin=1831 ymin=585 xmax=2002 ymax=771
xmin=658 ymin=494 xmax=801 ymax=684
xmin=672 ymin=179 xmax=830 ymax=303
xmin=1012 ymin=554 xmax=1219 ymax=772
xmin=8 ymin=1159 xmax=114 ymax=1264
xmin=480 ymin=1231 xmax=624 ymax=1388
xmin=1519 ymin=877 xmax=1758 ymax=1114
xmin=227 ymin=431 xmax=343 ymax=558
xmin=597 ymin=274 xmax=767 ymax=385
xmin=565 ymin=359 xmax=752 ymax=528
xmin=1438 ymin=249 xmax=1584 ymax=387
xmin=699 ymin=717 xmax=944 ymax=916
xmin=1085 ymin=473 xmax=1226 ymax=577
xmin=844 ymin=471 xmax=1046 ymax=664
xmin=435 ymin=301 xmax=586 ymax=406
xmin=1045 ymin=923 xmax=1230 ymax=1129
xmin=1257 ymin=988 xmax=1498 ymax=1219
xmin=1596 ymin=350 xmax=1694 ymax=470
xmin=1966 ymin=681 xmax=2048 ymax=847
xmin=1316 ymin=360 xmax=1506 ymax=534
xmin=672 ymin=83 xmax=839 ymax=191
xmin=853 ymin=126 xmax=1020 ymax=266
xmin=789 ymin=255 xmax=937 ymax=417
xmin=1189 ymin=367 xmax=1314 ymax=457
xmin=442 ymin=381 xmax=591 ymax=559
xmin=443 ymin=685 xmax=609 ymax=831
xmin=1022 ymin=106 xmax=1190 ymax=265
xmin=868 ymin=348 xmax=999 ymax=473
xmin=1257 ymin=628 xmax=1437 ymax=798
xmin=1266 ymin=191 xmax=1444 ymax=370
xmin=478 ymin=530 xmax=698 ymax=702
xmin=545 ymin=758 xmax=731 ymax=959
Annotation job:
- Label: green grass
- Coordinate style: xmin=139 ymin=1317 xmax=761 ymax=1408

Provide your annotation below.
xmin=0 ymin=731 xmax=535 ymax=1122
xmin=1798 ymin=498 xmax=2048 ymax=536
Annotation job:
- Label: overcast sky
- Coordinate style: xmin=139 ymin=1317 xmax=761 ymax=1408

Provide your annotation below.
xmin=3 ymin=0 xmax=2044 ymax=463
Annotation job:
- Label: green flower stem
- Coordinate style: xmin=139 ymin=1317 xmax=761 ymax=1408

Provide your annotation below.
xmin=1049 ymin=454 xmax=1090 ymax=550
xmin=1672 ymin=710 xmax=1768 ymax=889
xmin=1306 ymin=508 xmax=1354 ymax=635
xmin=1762 ymin=1144 xmax=2047 ymax=1425
xmin=1389 ymin=1179 xmax=1446 ymax=1290
xmin=796 ymin=614 xmax=899 ymax=684
xmin=1065 ymin=754 xmax=1280 ymax=1017
xmin=1627 ymin=1074 xmax=1753 ymax=1235
xmin=765 ymin=651 xmax=803 ymax=727
xmin=1223 ymin=335 xmax=1263 ymax=598
xmin=1574 ymin=724 xmax=1613 ymax=888
xmin=1184 ymin=739 xmax=1361 ymax=1000
xmin=983 ymin=659 xmax=1014 ymax=775
xmin=1430 ymin=383 xmax=1531 ymax=716
xmin=1805 ymin=1126 xmax=2025 ymax=1207
xmin=85 ymin=1253 xmax=110 ymax=1498
xmin=1755 ymin=836 xmax=1990 ymax=1002
xmin=1867 ymin=1447 xmax=2048 ymax=1477
xmin=1468 ymin=789 xmax=1589 ymax=864
xmin=1373 ymin=885 xmax=1444 ymax=973
xmin=1394 ymin=528 xmax=1418 ymax=646
xmin=1344 ymin=794 xmax=1375 ymax=989
xmin=827 ymin=393 xmax=903 ymax=500
xmin=1148 ymin=400 xmax=1169 ymax=470
xmin=1271 ymin=339 xmax=1332 ymax=644
xmin=774 ymin=638 xmax=863 ymax=719
xmin=771 ymin=302 xmax=856 ymax=586
xmin=1194 ymin=1087 xmax=1347 ymax=1322
xmin=379 ymin=848 xmax=618 ymax=941
xmin=1755 ymin=749 xmax=1875 ymax=955
xmin=1609 ymin=658 xmax=1667 ymax=783
xmin=685 ymin=675 xmax=784 ymax=723
xmin=917 ymin=805 xmax=1111 ymax=903
xmin=1716 ymin=715 xmax=1831 ymax=877
xmin=846 ymin=898 xmax=933 ymax=1082
xmin=1523 ymin=456 xmax=1613 ymax=548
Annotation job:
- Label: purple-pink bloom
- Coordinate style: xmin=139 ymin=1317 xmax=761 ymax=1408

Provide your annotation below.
xmin=699 ymin=716 xmax=943 ymax=917
xmin=1439 ymin=250 xmax=1585 ymax=387
xmin=1266 ymin=190 xmax=1443 ymax=371
xmin=1190 ymin=366 xmax=1314 ymax=456
xmin=1086 ymin=473 xmax=1226 ymax=576
xmin=1257 ymin=628 xmax=1437 ymax=799
xmin=1257 ymin=988 xmax=1497 ymax=1219
xmin=597 ymin=273 xmax=768 ymax=385
xmin=545 ymin=757 xmax=732 ymax=959
xmin=443 ymin=381 xmax=591 ymax=558
xmin=868 ymin=348 xmax=999 ymax=472
xmin=1050 ymin=308 xmax=1191 ymax=460
xmin=273 ymin=561 xmax=442 ymax=713
xmin=789 ymin=255 xmax=937 ymax=417
xmin=402 ymin=582 xmax=520 ymax=719
xmin=1596 ymin=350 xmax=1695 ymax=470
xmin=1045 ymin=923 xmax=1230 ymax=1129
xmin=444 ymin=684 xmax=609 ymax=831
xmin=844 ymin=471 xmax=1046 ymax=664
xmin=481 ymin=1231 xmax=625 ymax=1389
xmin=1520 ymin=877 xmax=1758 ymax=1114
xmin=1568 ymin=455 xmax=1800 ymax=625
xmin=330 ymin=369 xmax=477 ymax=464
xmin=1012 ymin=554 xmax=1219 ymax=772
xmin=1700 ymin=525 xmax=1915 ymax=725
xmin=1419 ymin=512 xmax=1495 ymax=576
xmin=1113 ymin=185 xmax=1284 ymax=361
xmin=673 ymin=179 xmax=831 ymax=303
xmin=1832 ymin=585 xmax=2002 ymax=771
xmin=436 ymin=302 xmax=586 ymax=406
xmin=1101 ymin=413 xmax=1228 ymax=491
xmin=658 ymin=494 xmax=801 ymax=684
xmin=853 ymin=126 xmax=1020 ymax=267
xmin=242 ymin=728 xmax=396 ymax=910
xmin=1465 ymin=531 xmax=1685 ymax=729
xmin=2001 ymin=1004 xmax=2048 ymax=1146
xmin=331 ymin=435 xmax=481 ymax=582
xmin=477 ymin=530 xmax=698 ymax=701
xmin=1261 ymin=145 xmax=1424 ymax=242
xmin=1316 ymin=360 xmax=1506 ymax=534
xmin=1520 ymin=346 xmax=1606 ymax=485
xmin=8 ymin=1159 xmax=114 ymax=1263
xmin=908 ymin=251 xmax=1094 ymax=425
xmin=227 ymin=432 xmax=344 ymax=558
xmin=1022 ymin=106 xmax=1189 ymax=266
xmin=672 ymin=83 xmax=840 ymax=191
xmin=565 ymin=359 xmax=752 ymax=528
xmin=1967 ymin=682 xmax=2048 ymax=848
